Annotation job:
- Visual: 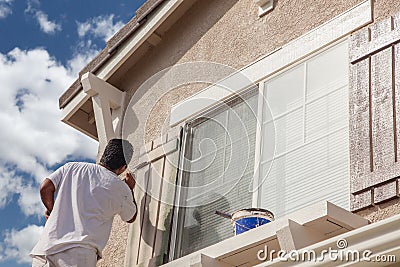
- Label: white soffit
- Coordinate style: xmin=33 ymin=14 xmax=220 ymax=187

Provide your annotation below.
xmin=169 ymin=0 xmax=372 ymax=126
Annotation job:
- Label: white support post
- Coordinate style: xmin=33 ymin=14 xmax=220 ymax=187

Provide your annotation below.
xmin=81 ymin=72 xmax=126 ymax=147
xmin=92 ymin=95 xmax=116 ymax=145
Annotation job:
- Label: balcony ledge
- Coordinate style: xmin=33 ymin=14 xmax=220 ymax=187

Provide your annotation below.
xmin=162 ymin=201 xmax=372 ymax=267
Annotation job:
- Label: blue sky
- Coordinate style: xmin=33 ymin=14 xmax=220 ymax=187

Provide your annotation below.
xmin=0 ymin=0 xmax=146 ymax=266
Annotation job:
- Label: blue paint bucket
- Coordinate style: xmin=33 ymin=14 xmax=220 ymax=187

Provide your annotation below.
xmin=231 ymin=208 xmax=274 ymax=235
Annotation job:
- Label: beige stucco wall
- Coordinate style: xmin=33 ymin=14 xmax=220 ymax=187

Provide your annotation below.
xmin=119 ymin=0 xmax=363 ymax=147
xmin=97 ymin=216 xmax=130 ymax=267
xmin=374 ymin=0 xmax=400 ymax=20
xmin=96 ymin=0 xmax=400 ymax=266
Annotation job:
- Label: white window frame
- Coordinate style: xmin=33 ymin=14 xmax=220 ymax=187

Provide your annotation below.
xmin=169 ymin=88 xmax=259 ymax=260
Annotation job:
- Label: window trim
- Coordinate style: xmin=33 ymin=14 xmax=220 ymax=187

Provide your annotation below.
xmin=169 ymin=123 xmax=191 ymax=262
xmin=169 ymin=38 xmax=352 ymax=263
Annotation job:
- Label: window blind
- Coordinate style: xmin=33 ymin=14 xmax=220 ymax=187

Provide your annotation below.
xmin=259 ymin=41 xmax=350 ymax=218
xmin=178 ymin=91 xmax=258 ymax=257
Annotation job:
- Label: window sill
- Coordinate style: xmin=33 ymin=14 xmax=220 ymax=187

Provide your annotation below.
xmin=161 ymin=201 xmax=368 ymax=267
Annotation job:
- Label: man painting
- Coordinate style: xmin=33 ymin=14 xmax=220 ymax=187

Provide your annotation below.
xmin=30 ymin=139 xmax=137 ymax=267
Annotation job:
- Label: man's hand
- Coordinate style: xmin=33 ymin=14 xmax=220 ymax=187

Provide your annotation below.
xmin=124 ymin=172 xmax=136 ymax=190
xmin=125 ymin=171 xmax=137 ymax=223
xmin=44 ymin=210 xmax=51 ymax=220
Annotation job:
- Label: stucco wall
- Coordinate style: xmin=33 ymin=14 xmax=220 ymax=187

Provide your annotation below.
xmin=119 ymin=0 xmax=363 ymax=147
xmin=97 ymin=216 xmax=130 ymax=267
xmin=98 ymin=0 xmax=400 ymax=266
xmin=374 ymin=0 xmax=400 ymax=20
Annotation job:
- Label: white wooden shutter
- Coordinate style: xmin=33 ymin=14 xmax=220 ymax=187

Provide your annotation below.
xmin=125 ymin=127 xmax=181 ymax=267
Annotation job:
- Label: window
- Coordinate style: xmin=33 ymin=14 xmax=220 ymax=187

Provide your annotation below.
xmin=257 ymin=41 xmax=350 ymax=217
xmin=171 ymin=40 xmax=350 ymax=259
xmin=173 ymin=89 xmax=259 ymax=258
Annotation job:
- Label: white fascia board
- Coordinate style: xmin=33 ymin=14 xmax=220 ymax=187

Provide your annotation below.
xmin=61 ymin=90 xmax=90 ymax=122
xmin=169 ymin=0 xmax=372 ymax=126
xmin=96 ymin=0 xmax=185 ymax=80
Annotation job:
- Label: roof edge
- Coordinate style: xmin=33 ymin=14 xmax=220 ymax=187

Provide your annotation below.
xmin=59 ymin=0 xmax=167 ymax=109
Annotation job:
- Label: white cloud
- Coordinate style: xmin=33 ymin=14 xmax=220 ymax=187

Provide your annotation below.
xmin=68 ymin=40 xmax=99 ymax=77
xmin=34 ymin=10 xmax=61 ymax=34
xmin=77 ymin=21 xmax=91 ymax=37
xmin=1 ymin=224 xmax=44 ymax=263
xmin=0 ymin=47 xmax=98 ymax=216
xmin=77 ymin=14 xmax=124 ymax=42
xmin=24 ymin=1 xmax=62 ymax=34
xmin=0 ymin=165 xmax=41 ymax=217
xmin=0 ymin=167 xmax=22 ymax=209
xmin=0 ymin=0 xmax=13 ymax=19
xmin=17 ymin=184 xmax=42 ymax=217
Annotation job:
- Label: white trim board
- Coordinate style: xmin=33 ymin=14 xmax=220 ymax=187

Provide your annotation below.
xmin=169 ymin=0 xmax=372 ymax=126
xmin=61 ymin=90 xmax=90 ymax=122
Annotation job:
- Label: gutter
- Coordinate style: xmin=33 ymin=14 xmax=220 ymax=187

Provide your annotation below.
xmin=256 ymin=213 xmax=400 ymax=266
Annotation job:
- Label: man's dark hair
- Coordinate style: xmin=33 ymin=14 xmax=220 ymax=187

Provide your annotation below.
xmin=100 ymin=139 xmax=133 ymax=171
